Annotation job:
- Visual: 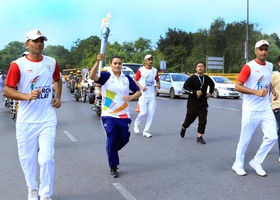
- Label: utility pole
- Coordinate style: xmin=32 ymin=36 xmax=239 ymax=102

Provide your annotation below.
xmin=245 ymin=0 xmax=249 ymax=63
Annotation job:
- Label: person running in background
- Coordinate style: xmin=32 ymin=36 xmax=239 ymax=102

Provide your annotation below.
xmin=0 ymin=72 xmax=3 ymax=92
xmin=180 ymin=61 xmax=214 ymax=144
xmin=4 ymin=29 xmax=62 ymax=200
xmin=271 ymin=55 xmax=280 ymax=162
xmin=232 ymin=40 xmax=278 ymax=177
xmin=89 ymin=54 xmax=141 ymax=178
xmin=133 ymin=54 xmax=160 ymax=138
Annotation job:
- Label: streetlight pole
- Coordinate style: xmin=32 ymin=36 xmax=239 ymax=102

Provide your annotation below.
xmin=245 ymin=0 xmax=249 ymax=63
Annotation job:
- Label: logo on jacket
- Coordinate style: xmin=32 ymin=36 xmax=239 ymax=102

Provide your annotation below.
xmin=46 ymin=65 xmax=51 ymax=71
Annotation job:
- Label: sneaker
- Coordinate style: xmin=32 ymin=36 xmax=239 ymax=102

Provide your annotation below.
xmin=180 ymin=127 xmax=186 ymax=138
xmin=143 ymin=131 xmax=152 ymax=138
xmin=249 ymin=159 xmax=266 ymax=176
xmin=197 ymin=136 xmax=206 ymax=144
xmin=28 ymin=188 xmax=38 ymax=200
xmin=41 ymin=197 xmax=53 ymax=200
xmin=134 ymin=124 xmax=140 ymax=134
xmin=232 ymin=163 xmax=247 ymax=176
xmin=278 ymin=157 xmax=280 ymax=162
xmin=110 ymin=167 xmax=118 ymax=178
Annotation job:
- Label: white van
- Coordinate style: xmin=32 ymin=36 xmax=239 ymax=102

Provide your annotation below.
xmin=104 ymin=66 xmax=135 ymax=78
xmin=122 ymin=66 xmax=135 ymax=78
xmin=82 ymin=68 xmax=95 ymax=92
xmin=122 ymin=63 xmax=143 ymax=74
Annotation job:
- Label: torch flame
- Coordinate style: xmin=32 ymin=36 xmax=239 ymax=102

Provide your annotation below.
xmin=101 ymin=12 xmax=111 ymax=28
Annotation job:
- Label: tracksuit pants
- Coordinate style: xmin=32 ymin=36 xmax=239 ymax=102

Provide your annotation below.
xmin=273 ymin=108 xmax=280 ymax=156
xmin=234 ymin=109 xmax=278 ymax=167
xmin=0 ymin=80 xmax=3 ymax=91
xmin=134 ymin=96 xmax=156 ymax=132
xmin=182 ymin=105 xmax=208 ymax=134
xmin=102 ymin=117 xmax=131 ymax=167
xmin=16 ymin=120 xmax=56 ymax=198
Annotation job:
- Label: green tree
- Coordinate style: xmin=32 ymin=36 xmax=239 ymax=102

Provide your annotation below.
xmin=157 ymin=28 xmax=193 ymax=72
xmin=0 ymin=41 xmax=26 ymax=72
xmin=44 ymin=45 xmax=70 ymax=70
xmin=267 ymin=43 xmax=280 ymax=70
xmin=122 ymin=41 xmax=135 ymax=58
xmin=188 ymin=29 xmax=209 ymax=72
xmin=1 ymin=18 xmax=280 ymax=74
xmin=224 ymin=21 xmax=248 ymax=72
xmin=207 ymin=17 xmax=226 ymax=57
xmin=70 ymin=36 xmax=101 ymax=69
xmin=270 ymin=33 xmax=280 ymax=48
xmin=134 ymin=37 xmax=152 ymax=52
xmin=132 ymin=38 xmax=154 ymax=65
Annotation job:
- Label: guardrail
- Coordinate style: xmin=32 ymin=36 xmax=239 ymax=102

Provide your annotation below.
xmin=188 ymin=73 xmax=239 ymax=83
xmin=206 ymin=73 xmax=238 ymax=83
xmin=159 ymin=72 xmax=239 ymax=83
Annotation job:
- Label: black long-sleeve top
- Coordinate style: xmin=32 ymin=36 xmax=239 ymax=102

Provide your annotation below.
xmin=183 ymin=74 xmax=214 ymax=108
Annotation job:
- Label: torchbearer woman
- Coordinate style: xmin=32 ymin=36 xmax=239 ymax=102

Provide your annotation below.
xmin=89 ymin=54 xmax=141 ymax=178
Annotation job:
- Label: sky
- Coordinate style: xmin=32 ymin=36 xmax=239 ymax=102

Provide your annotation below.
xmin=0 ymin=0 xmax=279 ymax=51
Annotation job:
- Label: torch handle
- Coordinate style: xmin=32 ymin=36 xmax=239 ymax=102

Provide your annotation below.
xmin=98 ymin=27 xmax=110 ymax=77
xmin=98 ymin=61 xmax=103 ymax=77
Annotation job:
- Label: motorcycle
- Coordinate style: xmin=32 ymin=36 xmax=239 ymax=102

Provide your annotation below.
xmin=10 ymin=99 xmax=18 ymax=122
xmin=74 ymin=80 xmax=88 ymax=103
xmin=3 ymin=95 xmax=10 ymax=108
xmin=3 ymin=95 xmax=18 ymax=122
xmin=88 ymin=85 xmax=102 ymax=116
xmin=69 ymin=79 xmax=75 ymax=93
xmin=66 ymin=80 xmax=71 ymax=89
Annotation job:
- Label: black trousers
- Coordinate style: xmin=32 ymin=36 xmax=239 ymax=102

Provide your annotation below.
xmin=182 ymin=105 xmax=208 ymax=134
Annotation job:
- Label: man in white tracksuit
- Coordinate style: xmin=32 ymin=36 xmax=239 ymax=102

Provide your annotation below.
xmin=4 ymin=29 xmax=62 ymax=200
xmin=271 ymin=55 xmax=280 ymax=162
xmin=232 ymin=39 xmax=278 ymax=177
xmin=133 ymin=54 xmax=160 ymax=138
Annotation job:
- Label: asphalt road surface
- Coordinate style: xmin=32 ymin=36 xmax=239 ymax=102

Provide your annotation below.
xmin=1 ymin=86 xmax=280 ymax=200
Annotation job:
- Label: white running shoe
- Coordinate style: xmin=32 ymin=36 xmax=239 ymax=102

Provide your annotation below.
xmin=41 ymin=197 xmax=53 ymax=200
xmin=232 ymin=163 xmax=247 ymax=176
xmin=143 ymin=131 xmax=152 ymax=138
xmin=28 ymin=188 xmax=38 ymax=200
xmin=249 ymin=159 xmax=266 ymax=177
xmin=134 ymin=124 xmax=140 ymax=134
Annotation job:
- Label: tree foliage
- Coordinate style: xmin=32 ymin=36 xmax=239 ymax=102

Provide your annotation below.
xmin=44 ymin=45 xmax=70 ymax=70
xmin=157 ymin=28 xmax=193 ymax=72
xmin=0 ymin=41 xmax=26 ymax=72
xmin=1 ymin=18 xmax=280 ymax=74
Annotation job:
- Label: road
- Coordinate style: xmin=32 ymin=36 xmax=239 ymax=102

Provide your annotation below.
xmin=1 ymin=86 xmax=280 ymax=200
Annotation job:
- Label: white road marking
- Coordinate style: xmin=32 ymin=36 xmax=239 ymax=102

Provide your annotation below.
xmin=212 ymin=106 xmax=241 ymax=111
xmin=155 ymin=97 xmax=169 ymax=100
xmin=113 ymin=183 xmax=137 ymax=200
xmin=63 ymin=130 xmax=77 ymax=142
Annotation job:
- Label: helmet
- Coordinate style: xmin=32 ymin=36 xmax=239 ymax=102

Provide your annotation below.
xmin=70 ymin=71 xmax=73 ymax=75
xmin=101 ymin=68 xmax=106 ymax=72
xmin=76 ymin=70 xmax=82 ymax=77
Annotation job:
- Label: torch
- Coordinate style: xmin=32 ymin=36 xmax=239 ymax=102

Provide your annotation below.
xmin=98 ymin=12 xmax=111 ymax=77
